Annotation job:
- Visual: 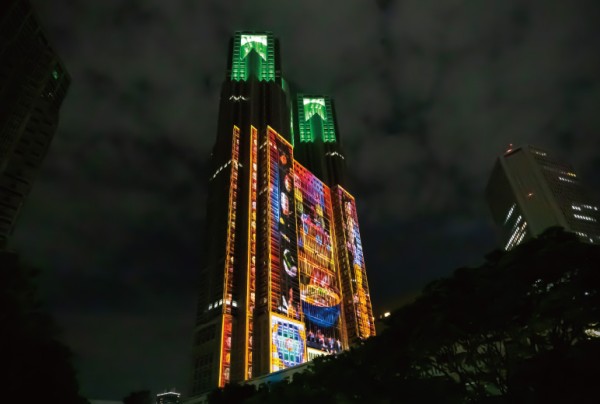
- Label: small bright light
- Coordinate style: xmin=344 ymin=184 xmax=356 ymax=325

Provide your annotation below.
xmin=384 ymin=312 xmax=391 ymax=318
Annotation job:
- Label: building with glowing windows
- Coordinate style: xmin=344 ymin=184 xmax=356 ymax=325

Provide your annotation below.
xmin=485 ymin=144 xmax=600 ymax=251
xmin=190 ymin=32 xmax=375 ymax=396
xmin=0 ymin=0 xmax=70 ymax=249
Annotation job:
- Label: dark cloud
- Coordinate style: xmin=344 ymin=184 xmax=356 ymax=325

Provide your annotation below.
xmin=13 ymin=0 xmax=600 ymax=399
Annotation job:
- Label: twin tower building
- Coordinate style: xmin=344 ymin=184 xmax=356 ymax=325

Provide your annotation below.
xmin=190 ymin=32 xmax=375 ymax=394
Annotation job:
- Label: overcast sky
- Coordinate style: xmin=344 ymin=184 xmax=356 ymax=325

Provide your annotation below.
xmin=15 ymin=0 xmax=600 ymax=400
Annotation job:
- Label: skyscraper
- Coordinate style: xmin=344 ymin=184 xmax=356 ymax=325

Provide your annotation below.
xmin=485 ymin=144 xmax=600 ymax=251
xmin=190 ymin=32 xmax=375 ymax=396
xmin=0 ymin=0 xmax=70 ymax=248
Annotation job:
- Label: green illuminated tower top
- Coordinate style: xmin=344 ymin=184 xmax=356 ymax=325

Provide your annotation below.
xmin=228 ymin=31 xmax=279 ymax=82
xmin=296 ymin=95 xmax=337 ymax=143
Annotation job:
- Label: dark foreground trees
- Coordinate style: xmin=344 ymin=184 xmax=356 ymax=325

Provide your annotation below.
xmin=382 ymin=227 xmax=600 ymax=402
xmin=1 ymin=251 xmax=88 ymax=403
xmin=208 ymin=228 xmax=600 ymax=403
xmin=123 ymin=390 xmax=152 ymax=404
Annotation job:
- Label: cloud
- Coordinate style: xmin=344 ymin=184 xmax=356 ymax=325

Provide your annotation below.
xmin=58 ymin=307 xmax=195 ymax=399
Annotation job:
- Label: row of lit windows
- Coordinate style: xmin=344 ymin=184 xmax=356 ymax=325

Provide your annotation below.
xmin=325 ymin=151 xmax=345 ymax=160
xmin=574 ymin=232 xmax=596 ymax=243
xmin=504 ymin=203 xmax=516 ymax=225
xmin=531 ymin=149 xmax=547 ymax=157
xmin=210 ymin=160 xmax=232 ymax=180
xmin=573 ymin=214 xmax=597 ymax=222
xmin=542 ymin=164 xmax=577 ymax=177
xmin=207 ymin=298 xmax=238 ymax=311
xmin=505 ymin=215 xmax=527 ymax=251
xmin=558 ymin=176 xmax=577 ymax=184
xmin=572 ymin=203 xmax=599 ymax=211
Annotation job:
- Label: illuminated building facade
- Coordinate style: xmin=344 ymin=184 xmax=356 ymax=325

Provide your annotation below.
xmin=190 ymin=32 xmax=375 ymax=395
xmin=485 ymin=144 xmax=600 ymax=251
xmin=0 ymin=0 xmax=70 ymax=248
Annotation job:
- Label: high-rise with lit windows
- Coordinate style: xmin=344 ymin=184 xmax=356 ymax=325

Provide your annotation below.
xmin=190 ymin=31 xmax=375 ymax=396
xmin=485 ymin=144 xmax=600 ymax=251
xmin=0 ymin=0 xmax=70 ymax=248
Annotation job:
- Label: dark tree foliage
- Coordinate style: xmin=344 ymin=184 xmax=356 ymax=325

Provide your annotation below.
xmin=207 ymin=228 xmax=600 ymax=403
xmin=0 ymin=251 xmax=88 ymax=403
xmin=207 ymin=383 xmax=256 ymax=404
xmin=384 ymin=227 xmax=600 ymax=402
xmin=123 ymin=390 xmax=152 ymax=404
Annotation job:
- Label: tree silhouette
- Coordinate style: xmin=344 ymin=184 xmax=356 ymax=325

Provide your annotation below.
xmin=123 ymin=390 xmax=152 ymax=404
xmin=0 ymin=250 xmax=88 ymax=403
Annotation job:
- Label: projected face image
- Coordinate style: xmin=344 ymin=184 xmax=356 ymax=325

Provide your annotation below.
xmin=269 ymin=129 xmax=300 ymax=322
xmin=281 ymin=192 xmax=290 ymax=216
xmin=283 ymin=248 xmax=297 ymax=277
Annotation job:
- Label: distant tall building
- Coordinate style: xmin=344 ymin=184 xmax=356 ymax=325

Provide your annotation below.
xmin=190 ymin=32 xmax=375 ymax=396
xmin=156 ymin=390 xmax=181 ymax=404
xmin=485 ymin=144 xmax=600 ymax=250
xmin=0 ymin=0 xmax=70 ymax=248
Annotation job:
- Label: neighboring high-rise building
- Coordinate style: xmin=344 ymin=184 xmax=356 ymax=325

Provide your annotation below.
xmin=485 ymin=144 xmax=600 ymax=250
xmin=156 ymin=390 xmax=181 ymax=404
xmin=190 ymin=31 xmax=375 ymax=396
xmin=0 ymin=0 xmax=70 ymax=249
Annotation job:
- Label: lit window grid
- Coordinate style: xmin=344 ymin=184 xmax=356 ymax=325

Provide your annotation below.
xmin=218 ymin=126 xmax=240 ymax=387
xmin=245 ymin=126 xmax=258 ymax=380
xmin=333 ymin=186 xmax=375 ymax=340
xmin=332 ymin=194 xmax=357 ymax=339
xmin=504 ymin=215 xmax=528 ymax=251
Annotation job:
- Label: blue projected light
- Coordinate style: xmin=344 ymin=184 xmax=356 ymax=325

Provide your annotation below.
xmin=302 ymin=302 xmax=341 ymax=328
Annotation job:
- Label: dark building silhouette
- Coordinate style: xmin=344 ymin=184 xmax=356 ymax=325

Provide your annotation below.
xmin=0 ymin=0 xmax=70 ymax=248
xmin=486 ymin=144 xmax=600 ymax=250
xmin=156 ymin=390 xmax=181 ymax=404
xmin=190 ymin=32 xmax=375 ymax=397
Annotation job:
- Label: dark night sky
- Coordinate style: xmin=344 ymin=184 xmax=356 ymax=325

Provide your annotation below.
xmin=12 ymin=0 xmax=600 ymax=400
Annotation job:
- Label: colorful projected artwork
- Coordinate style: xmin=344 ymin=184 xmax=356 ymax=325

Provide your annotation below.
xmin=334 ymin=186 xmax=375 ymax=341
xmin=267 ymin=128 xmax=300 ymax=321
xmin=245 ymin=126 xmax=258 ymax=379
xmin=294 ymin=163 xmax=344 ymax=353
xmin=270 ymin=314 xmax=306 ymax=372
xmin=219 ymin=126 xmax=240 ymax=386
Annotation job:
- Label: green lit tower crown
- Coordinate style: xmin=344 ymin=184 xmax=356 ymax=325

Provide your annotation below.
xmin=190 ymin=31 xmax=375 ymax=398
